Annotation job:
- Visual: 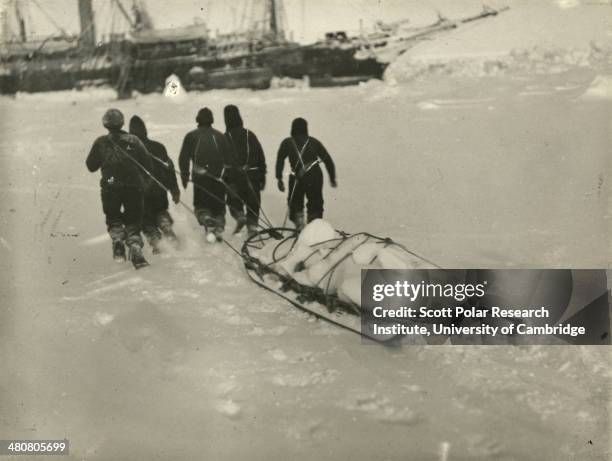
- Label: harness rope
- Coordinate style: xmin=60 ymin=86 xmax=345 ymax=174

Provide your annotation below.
xmin=282 ymin=137 xmax=312 ymax=228
xmin=109 ymin=137 xmax=243 ymax=257
xmin=226 ymin=129 xmax=276 ymax=230
xmin=191 ymin=130 xmax=276 ymax=230
xmin=129 ymin=132 xmax=275 ymax=231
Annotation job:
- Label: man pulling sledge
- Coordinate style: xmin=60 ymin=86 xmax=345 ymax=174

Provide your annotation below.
xmin=129 ymin=115 xmax=180 ymax=253
xmin=275 ymin=118 xmax=337 ymax=230
xmin=223 ymin=105 xmax=267 ymax=237
xmin=179 ymin=107 xmax=233 ymax=243
xmin=86 ymin=108 xmax=152 ymax=269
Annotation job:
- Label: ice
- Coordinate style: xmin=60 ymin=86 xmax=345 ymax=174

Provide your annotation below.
xmin=272 ymin=369 xmax=339 ymax=387
xmin=94 ymin=311 xmax=115 ymax=326
xmin=79 ymin=232 xmax=110 ymax=246
xmin=581 ymin=75 xmax=612 ymax=100
xmin=376 ymin=247 xmax=412 ymax=269
xmin=417 ymin=101 xmax=440 ymax=110
xmin=1 ymin=56 xmax=610 ymax=460
xmin=0 ymin=235 xmax=11 ymax=251
xmin=306 ymin=259 xmax=333 ymax=288
xmin=215 ymin=399 xmax=241 ymax=418
xmin=337 ymin=277 xmax=361 ymax=305
xmin=387 ymin=43 xmax=612 ymax=83
xmin=351 ymin=242 xmax=379 ymax=265
xmin=296 ymin=219 xmax=337 ymax=246
xmin=269 ymin=349 xmax=288 ymax=361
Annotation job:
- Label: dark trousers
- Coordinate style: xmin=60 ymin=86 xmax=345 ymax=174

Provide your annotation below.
xmin=193 ymin=176 xmax=226 ymax=232
xmin=143 ymin=191 xmax=174 ymax=246
xmin=287 ymin=166 xmax=324 ymax=224
xmin=227 ymin=172 xmax=261 ymax=227
xmin=101 ymin=185 xmax=144 ymax=248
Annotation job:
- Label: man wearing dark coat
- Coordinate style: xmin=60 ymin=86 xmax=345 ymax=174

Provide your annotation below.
xmin=223 ymin=105 xmax=267 ymax=237
xmin=178 ymin=107 xmax=232 ymax=242
xmin=86 ymin=108 xmax=152 ymax=268
xmin=275 ymin=117 xmax=337 ymax=230
xmin=129 ymin=115 xmax=180 ymax=253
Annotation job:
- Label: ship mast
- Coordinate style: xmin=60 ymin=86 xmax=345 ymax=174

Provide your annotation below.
xmin=131 ymin=0 xmax=154 ymax=31
xmin=78 ymin=0 xmax=96 ymax=48
xmin=268 ymin=0 xmax=278 ymax=37
xmin=266 ymin=0 xmax=285 ymax=40
xmin=14 ymin=0 xmax=28 ymax=42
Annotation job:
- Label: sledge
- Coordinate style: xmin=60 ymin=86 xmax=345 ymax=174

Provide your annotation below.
xmin=240 ymin=220 xmax=439 ymax=345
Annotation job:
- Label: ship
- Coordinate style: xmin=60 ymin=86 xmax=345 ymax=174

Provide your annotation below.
xmin=0 ymin=1 xmax=508 ymax=96
xmin=0 ymin=0 xmax=138 ymax=94
xmin=298 ymin=5 xmax=509 ymax=87
xmin=0 ymin=0 xmax=303 ymax=95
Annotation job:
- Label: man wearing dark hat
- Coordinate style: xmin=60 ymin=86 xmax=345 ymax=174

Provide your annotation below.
xmin=275 ymin=117 xmax=337 ymax=231
xmin=178 ymin=107 xmax=233 ymax=242
xmin=129 ymin=115 xmax=180 ymax=253
xmin=86 ymin=108 xmax=152 ymax=268
xmin=223 ymin=104 xmax=267 ymax=237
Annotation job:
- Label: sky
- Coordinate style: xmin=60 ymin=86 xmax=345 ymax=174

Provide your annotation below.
xmin=1 ymin=0 xmax=610 ymax=48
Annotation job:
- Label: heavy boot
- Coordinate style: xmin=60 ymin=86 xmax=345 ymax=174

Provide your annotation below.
xmin=233 ymin=215 xmax=247 ymax=235
xmin=291 ymin=213 xmax=305 ymax=232
xmin=149 ymin=236 xmax=162 ymax=255
xmin=159 ymin=213 xmax=179 ymax=249
xmin=247 ymin=224 xmax=258 ymax=238
xmin=129 ymin=245 xmax=149 ymax=269
xmin=214 ymin=227 xmax=224 ymax=242
xmin=112 ymin=240 xmax=126 ymax=262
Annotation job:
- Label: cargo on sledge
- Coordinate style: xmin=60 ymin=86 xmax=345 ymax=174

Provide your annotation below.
xmin=240 ymin=220 xmax=440 ymax=344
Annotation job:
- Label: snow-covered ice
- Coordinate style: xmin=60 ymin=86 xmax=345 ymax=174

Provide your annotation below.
xmin=0 ymin=65 xmax=610 ymax=460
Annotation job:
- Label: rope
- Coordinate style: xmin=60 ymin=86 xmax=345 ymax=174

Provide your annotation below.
xmin=31 ymin=0 xmax=70 ymax=38
xmin=108 ymin=136 xmax=243 ymax=256
xmin=205 ymin=130 xmax=275 ymax=230
xmin=226 ymin=128 xmax=277 ymax=230
xmin=135 ymin=136 xmax=274 ymax=232
xmin=239 ymin=226 xmax=446 ymax=342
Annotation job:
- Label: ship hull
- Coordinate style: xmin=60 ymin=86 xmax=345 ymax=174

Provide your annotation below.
xmin=0 ymin=42 xmax=387 ymax=95
xmin=0 ymin=47 xmax=118 ymax=94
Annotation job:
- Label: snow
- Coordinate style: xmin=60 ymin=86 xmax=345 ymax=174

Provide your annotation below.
xmin=582 ymin=75 xmax=612 ymax=100
xmin=0 ymin=68 xmax=610 ymax=460
xmin=384 ymin=1 xmax=612 ymax=83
